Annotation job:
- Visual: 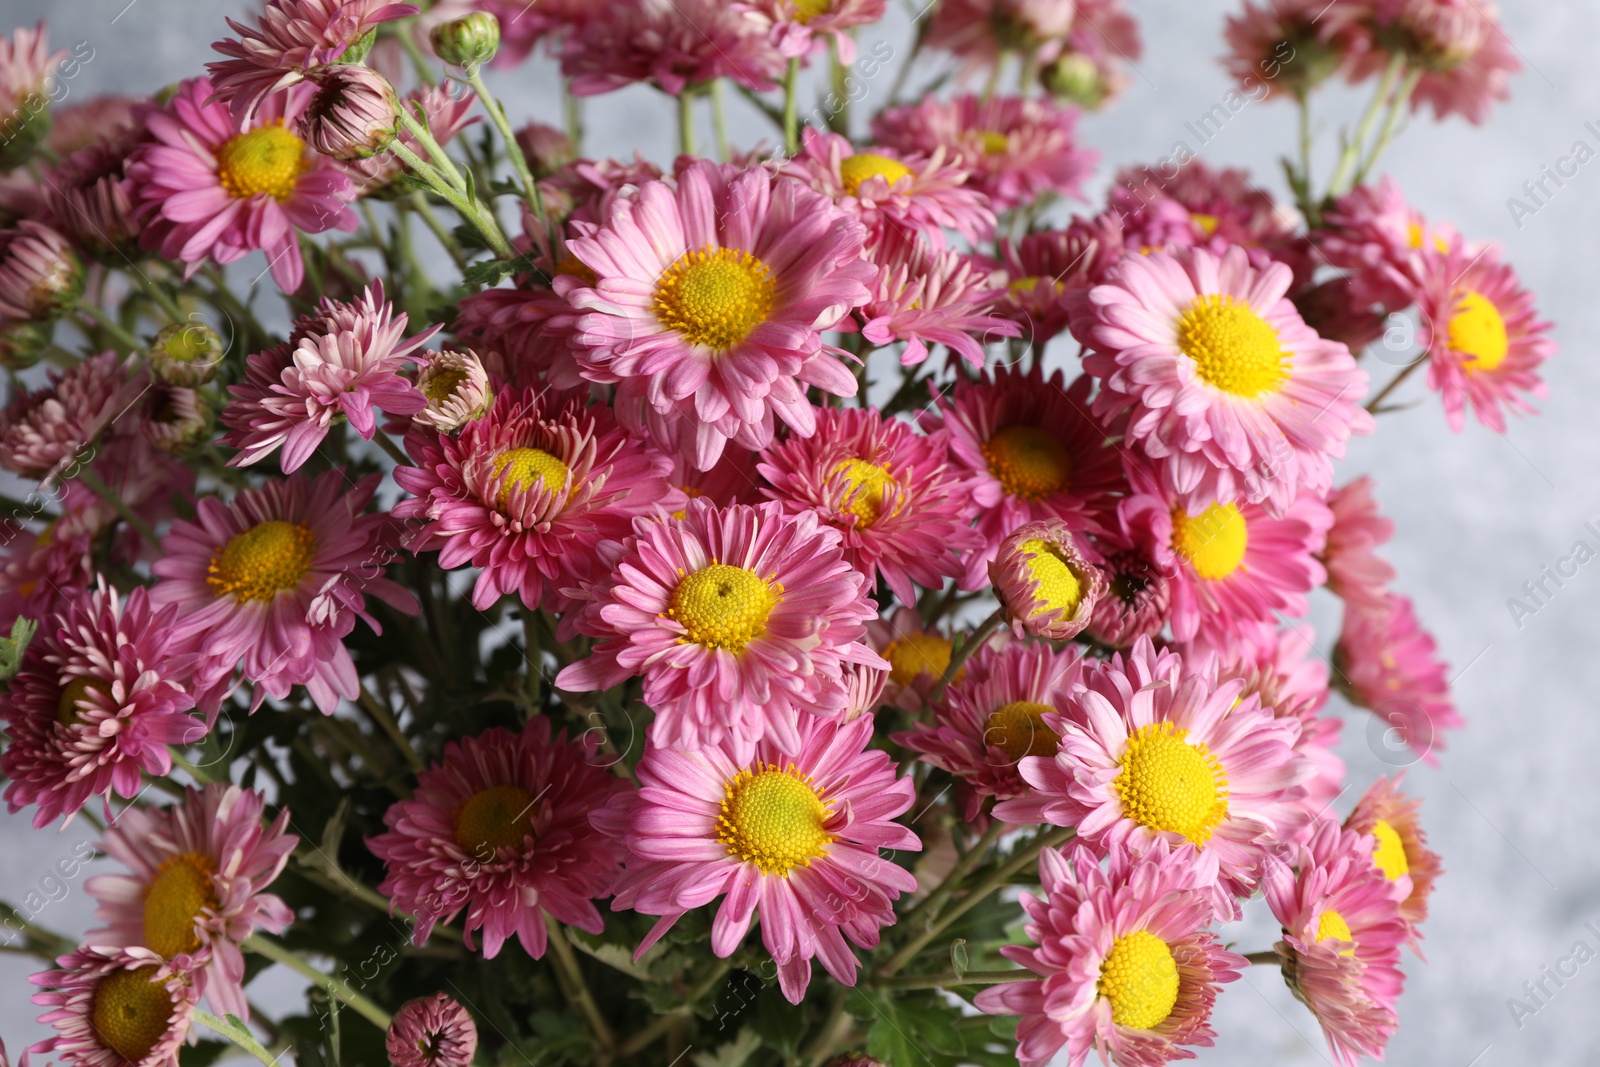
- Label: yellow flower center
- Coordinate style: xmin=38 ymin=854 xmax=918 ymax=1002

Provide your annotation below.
xmin=979 ymin=130 xmax=1010 ymax=154
xmin=652 ymin=246 xmax=776 ymax=352
xmin=1176 ymin=293 xmax=1288 ymax=398
xmin=1112 ymin=722 xmax=1230 ymax=845
xmin=56 ymin=675 xmax=106 ymax=727
xmin=1406 ymin=221 xmax=1425 ymax=249
xmin=715 ymin=763 xmax=835 ymax=876
xmin=491 ymin=446 xmax=571 ymax=508
xmin=1017 ymin=537 xmax=1083 ymax=617
xmin=831 ymin=458 xmax=896 ymax=526
xmin=215 ymin=120 xmax=309 ymax=202
xmin=454 ymin=785 xmax=536 ymax=858
xmin=838 ymin=152 xmax=912 ymax=195
xmin=1190 ymin=212 xmax=1220 ymax=237
xmin=1097 ymin=930 xmax=1181 ymax=1030
xmin=882 ymin=633 xmax=954 ymax=686
xmin=1448 ymin=289 xmax=1508 ymax=373
xmin=1370 ymin=819 xmax=1410 ymax=881
xmin=207 ymin=520 xmax=316 ymax=603
xmin=423 ymin=367 xmax=470 ymax=404
xmin=1316 ymin=907 xmax=1355 ymax=953
xmin=667 ymin=563 xmax=782 ymax=652
xmin=144 ymin=852 xmax=218 ymax=959
xmin=91 ymin=967 xmax=176 ymax=1064
xmin=1006 ymin=275 xmax=1064 ymax=295
xmin=1169 ymin=503 xmax=1248 ymax=581
xmin=984 ymin=700 xmax=1060 ymax=761
xmin=983 ymin=424 xmax=1071 ymax=501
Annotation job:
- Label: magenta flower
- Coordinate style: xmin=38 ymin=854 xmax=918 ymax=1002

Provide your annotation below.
xmin=559 ymin=0 xmax=786 ymax=96
xmin=858 ymin=230 xmax=1020 ymax=367
xmin=594 ymin=713 xmax=920 ymax=1003
xmin=1324 ymin=475 xmax=1398 ymax=611
xmin=0 ymin=351 xmax=141 ymax=482
xmin=368 ymin=719 xmax=629 ymax=957
xmin=996 ymin=215 xmax=1127 ymax=346
xmin=150 ymin=469 xmax=417 ymax=714
xmin=741 ymin=0 xmax=887 ymax=63
xmin=388 ymin=993 xmax=478 ymax=1067
xmin=556 ymin=499 xmax=886 ymax=760
xmin=86 ymin=785 xmax=297 ymax=1020
xmin=561 ymin=161 xmax=874 ymax=470
xmin=1336 ymin=592 xmax=1460 ymax=765
xmin=221 ymin=280 xmax=436 ymax=471
xmin=29 ymin=947 xmax=196 ymax=1067
xmin=1344 ymin=774 xmax=1442 ymax=941
xmin=127 ymin=77 xmax=358 ymax=293
xmin=976 ymin=841 xmax=1246 ymax=1067
xmin=393 ymin=386 xmax=676 ymax=612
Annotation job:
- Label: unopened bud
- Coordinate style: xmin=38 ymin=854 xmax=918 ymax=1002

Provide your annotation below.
xmin=430 ymin=13 xmax=501 ymax=69
xmin=298 ymin=65 xmax=399 ymax=162
xmin=0 ymin=221 xmax=84 ymax=322
xmin=148 ymin=321 xmax=224 ymax=386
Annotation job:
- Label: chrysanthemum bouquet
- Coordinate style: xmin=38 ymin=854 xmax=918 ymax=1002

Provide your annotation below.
xmin=0 ymin=0 xmax=1548 ymax=1065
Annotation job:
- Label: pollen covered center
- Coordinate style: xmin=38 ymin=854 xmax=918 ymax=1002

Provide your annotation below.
xmin=984 ymin=700 xmax=1060 ymax=761
xmin=1176 ymin=293 xmax=1288 ymax=398
xmin=716 ymin=764 xmax=835 ymax=876
xmin=839 ymin=152 xmax=912 ymax=195
xmin=207 ymin=519 xmax=316 ymax=603
xmin=653 ymin=246 xmax=776 ymax=352
xmin=1448 ymin=289 xmax=1508 ymax=372
xmin=1371 ymin=819 xmax=1410 ymax=881
xmin=1170 ymin=503 xmax=1248 ymax=581
xmin=56 ymin=675 xmax=107 ymax=727
xmin=1316 ymin=907 xmax=1355 ymax=953
xmin=1018 ymin=537 xmax=1084 ymax=616
xmin=216 ymin=120 xmax=308 ymax=202
xmin=492 ymin=446 xmax=571 ymax=508
xmin=1097 ymin=930 xmax=1180 ymax=1030
xmin=1113 ymin=721 xmax=1230 ymax=845
xmin=882 ymin=633 xmax=954 ymax=686
xmin=454 ymin=785 xmax=536 ymax=858
xmin=91 ymin=967 xmax=176 ymax=1064
xmin=831 ymin=458 xmax=897 ymax=527
xmin=978 ymin=130 xmax=1010 ymax=154
xmin=144 ymin=851 xmax=218 ymax=959
xmin=983 ymin=424 xmax=1071 ymax=500
xmin=667 ymin=563 xmax=782 ymax=652
xmin=423 ymin=367 xmax=470 ymax=404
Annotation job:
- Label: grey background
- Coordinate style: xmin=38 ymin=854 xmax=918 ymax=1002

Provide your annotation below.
xmin=3 ymin=1 xmax=1598 ymax=1064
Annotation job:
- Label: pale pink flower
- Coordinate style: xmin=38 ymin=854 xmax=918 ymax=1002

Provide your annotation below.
xmin=1324 ymin=475 xmax=1397 ymax=611
xmin=29 ymin=947 xmax=196 ymax=1067
xmin=742 ymin=0 xmax=887 ymax=63
xmin=0 ymin=351 xmax=141 ymax=482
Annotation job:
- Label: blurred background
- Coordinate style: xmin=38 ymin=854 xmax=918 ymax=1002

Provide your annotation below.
xmin=2 ymin=1 xmax=1598 ymax=1063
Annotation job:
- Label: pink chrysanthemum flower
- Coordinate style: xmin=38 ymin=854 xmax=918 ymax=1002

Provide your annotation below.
xmin=1317 ymin=177 xmax=1452 ymax=312
xmin=858 ymin=231 xmax=1020 ymax=367
xmin=342 ymin=84 xmax=479 ymax=195
xmin=1119 ymin=469 xmax=1331 ymax=648
xmin=895 ymin=641 xmax=1083 ymax=822
xmin=865 ymin=606 xmax=973 ymax=712
xmin=1413 ymin=240 xmax=1553 ymax=432
xmin=208 ymin=0 xmax=420 ymax=120
xmin=410 ymin=348 xmax=494 ymax=433
xmin=757 ymin=405 xmax=981 ymax=606
xmin=0 ymin=351 xmax=141 ymax=482
xmin=1335 ymin=592 xmax=1460 ymax=765
xmin=1344 ymin=774 xmax=1441 ymax=939
xmin=995 ymin=637 xmax=1311 ymax=907
xmin=150 ymin=469 xmax=417 ymax=714
xmin=926 ymin=0 xmax=1077 ymax=79
xmin=668 ymin=446 xmax=763 ymax=510
xmin=1084 ymin=529 xmax=1171 ymax=649
xmin=29 ymin=947 xmax=196 ymax=1067
xmin=997 ymin=215 xmax=1126 ymax=346
xmin=560 ymin=0 xmax=786 ymax=96
xmin=220 ymin=280 xmax=436 ymax=471
xmin=778 ymin=128 xmax=995 ymax=247
xmin=926 ymin=367 xmax=1126 ymax=587
xmin=1324 ymin=476 xmax=1397 ymax=611
xmin=127 ymin=78 xmax=358 ymax=293
xmin=394 ymin=386 xmax=676 ymax=611
xmin=387 ymin=993 xmax=479 ymax=1067
xmin=872 ymin=94 xmax=1096 ymax=212
xmin=0 ymin=220 xmax=82 ymax=321
xmin=595 ymin=713 xmax=920 ymax=1003
xmin=990 ymin=519 xmax=1106 ymax=641
xmin=1 ymin=581 xmax=201 ymax=829
xmin=1223 ymin=0 xmax=1367 ymax=102
xmin=85 ymin=784 xmax=296 ymax=1020
xmin=742 ymin=0 xmax=887 ymax=62
xmin=1350 ymin=0 xmax=1519 ymax=125
xmin=561 ymin=161 xmax=874 ymax=471
xmin=1264 ymin=817 xmax=1407 ymax=1067
xmin=976 ymin=841 xmax=1246 ymax=1067
xmin=369 ymin=719 xmax=629 ymax=957
xmin=557 ymin=499 xmax=885 ymax=758
xmin=0 ymin=520 xmax=95 ymax=627
xmin=41 ymin=124 xmax=146 ymax=258
xmin=1083 ymin=245 xmax=1374 ymax=515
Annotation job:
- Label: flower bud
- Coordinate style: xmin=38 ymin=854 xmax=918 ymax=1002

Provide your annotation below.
xmin=414 ymin=349 xmax=493 ymax=433
xmin=0 ymin=318 xmax=53 ymax=370
xmin=1085 ymin=545 xmax=1171 ymax=649
xmin=0 ymin=221 xmax=84 ymax=322
xmin=989 ymin=519 xmax=1105 ymax=641
xmin=387 ymin=992 xmax=478 ymax=1067
xmin=515 ymin=122 xmax=576 ymax=180
xmin=430 ymin=13 xmax=501 ymax=70
xmin=298 ymin=65 xmax=399 ymax=162
xmin=0 ymin=25 xmax=58 ymax=172
xmin=148 ymin=321 xmax=225 ymax=386
xmin=1041 ymin=52 xmax=1106 ymax=110
xmin=143 ymin=384 xmax=213 ymax=453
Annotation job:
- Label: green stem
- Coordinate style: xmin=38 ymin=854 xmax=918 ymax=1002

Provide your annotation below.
xmin=407 ymin=192 xmax=468 ymax=269
xmin=677 ymin=89 xmax=697 ymax=157
xmin=895 ymin=821 xmax=1005 ymax=934
xmin=783 ymin=57 xmax=801 ymax=155
xmin=168 ymin=749 xmax=220 ymax=784
xmin=801 ymin=984 xmax=853 ymax=1067
xmin=981 ymin=52 xmax=1008 ymax=103
xmin=243 ymin=934 xmax=393 ymax=1030
xmin=873 ymin=969 xmax=1037 ymax=991
xmin=466 ymin=66 xmax=542 ymax=208
xmin=1244 ymin=950 xmax=1282 ymax=966
xmin=877 ymin=826 xmax=1073 ymax=977
xmin=565 ymin=85 xmax=584 ymax=150
xmin=710 ymin=79 xmax=730 ymax=161
xmin=389 ymin=140 xmax=515 ymax=258
xmin=371 ymin=427 xmax=411 ymax=467
xmin=929 ymin=607 xmax=1004 ymax=703
xmin=828 ymin=44 xmax=851 ymax=135
xmin=1353 ymin=67 xmax=1422 ymax=187
xmin=76 ymin=467 xmax=159 ymax=544
xmin=358 ymin=683 xmax=424 ymax=773
xmin=396 ymin=24 xmax=438 ymax=87
xmin=396 ymin=106 xmax=468 ymax=191
xmin=77 ymin=304 xmax=141 ymax=351
xmin=615 ymin=961 xmax=733 ymax=1058
xmin=544 ymin=915 xmax=618 ymax=1052
xmin=1364 ymin=357 xmax=1425 ymax=412
xmin=193 ymin=1010 xmax=281 ymax=1067
xmin=1328 ymin=54 xmax=1401 ymax=196
xmin=130 ymin=269 xmax=187 ymax=322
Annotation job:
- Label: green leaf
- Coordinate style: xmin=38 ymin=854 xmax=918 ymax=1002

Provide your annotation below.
xmin=0 ymin=616 xmax=37 ymax=681
xmin=178 ymin=1040 xmax=232 ymax=1067
xmin=461 ymin=253 xmax=537 ymax=288
xmin=749 ymin=981 xmax=807 ymax=1059
xmin=690 ymin=1028 xmax=762 ymax=1067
